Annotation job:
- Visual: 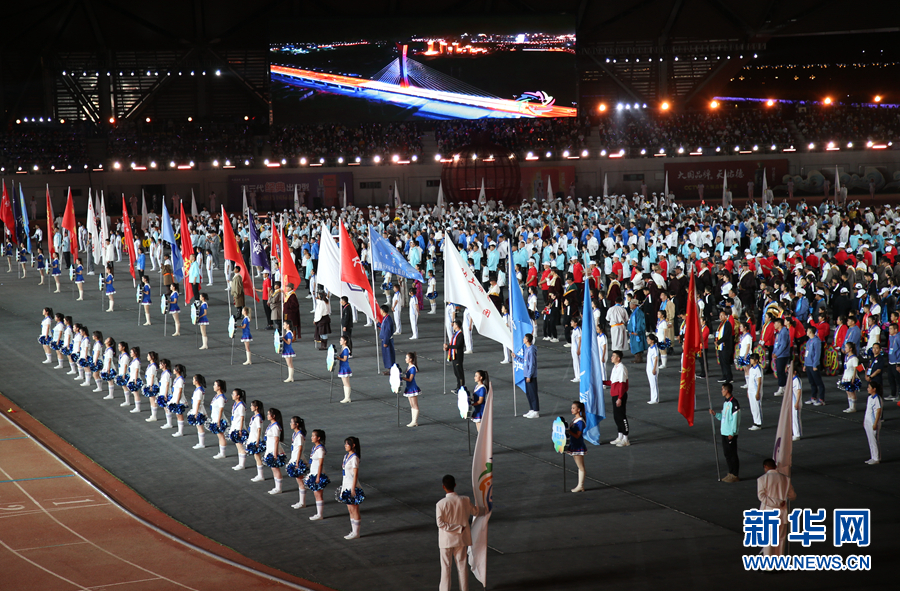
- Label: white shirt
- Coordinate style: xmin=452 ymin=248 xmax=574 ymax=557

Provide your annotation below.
xmin=646 ymin=345 xmax=659 ymax=374
xmin=610 ymin=362 xmax=628 ymax=383
xmin=289 ymin=431 xmax=305 ymax=463
xmin=864 ymin=394 xmax=883 ymax=426
xmin=748 ymin=365 xmax=763 ymax=396
xmin=230 ymin=401 xmax=245 ymax=431
xmin=191 ymin=387 xmax=206 ymax=416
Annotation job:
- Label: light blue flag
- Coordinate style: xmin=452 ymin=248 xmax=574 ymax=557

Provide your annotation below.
xmin=18 ymin=185 xmax=31 ymax=252
xmin=368 ymin=225 xmax=423 ymax=282
xmin=509 ymin=257 xmax=532 ymax=393
xmin=160 ymin=203 xmax=183 ymax=283
xmin=579 ymin=285 xmax=606 ymax=445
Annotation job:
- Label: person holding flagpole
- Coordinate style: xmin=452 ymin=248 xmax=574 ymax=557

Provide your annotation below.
xmin=435 ymin=474 xmax=485 ymax=591
xmin=379 ymin=304 xmax=396 ymax=376
xmin=604 ymin=350 xmax=630 ymax=446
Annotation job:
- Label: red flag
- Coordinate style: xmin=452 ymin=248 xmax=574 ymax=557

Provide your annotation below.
xmin=120 ymin=195 xmax=137 ymax=280
xmin=276 ymin=224 xmax=302 ymax=291
xmin=678 ymin=269 xmax=701 ymax=426
xmin=62 ymin=187 xmax=77 ymax=264
xmin=0 ymin=181 xmax=17 ymax=246
xmin=339 ymin=221 xmax=382 ymax=321
xmin=179 ymin=204 xmax=195 ymax=301
xmin=45 ymin=187 xmax=55 ymax=258
xmin=221 ymin=206 xmax=258 ymax=302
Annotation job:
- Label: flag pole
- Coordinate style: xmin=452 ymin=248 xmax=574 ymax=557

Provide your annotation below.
xmin=702 ymin=351 xmax=722 ymax=481
xmin=509 ymin=256 xmax=517 ymax=417
xmin=368 ymin=236 xmax=380 ymax=375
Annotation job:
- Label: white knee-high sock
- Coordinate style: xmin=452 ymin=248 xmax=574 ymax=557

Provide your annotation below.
xmin=274 ymin=478 xmax=283 ymax=492
xmin=351 ymin=519 xmax=360 ymax=535
xmin=108 ymin=383 xmax=115 ymax=396
xmin=316 ymin=501 xmax=324 ymax=518
xmin=150 ymin=405 xmax=158 ymax=419
xmin=176 ymin=420 xmax=184 ymax=435
xmin=133 ymin=397 xmax=141 ymax=411
xmin=123 ymin=391 xmax=131 ymax=404
xmin=164 ymin=410 xmax=173 ymax=427
xmin=218 ymin=445 xmax=227 ymax=455
xmin=45 ymin=353 xmax=52 ymax=363
xmin=299 ymin=488 xmax=307 ymax=504
xmin=238 ymin=453 xmax=247 ymax=468
xmin=198 ymin=432 xmax=205 ymax=446
xmin=256 ymin=465 xmax=264 ymax=479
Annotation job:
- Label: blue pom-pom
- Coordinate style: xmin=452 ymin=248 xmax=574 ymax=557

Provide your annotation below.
xmin=206 ymin=418 xmax=229 ymax=434
xmin=61 ymin=346 xmax=71 ymax=356
xmin=115 ymin=375 xmax=128 ymax=386
xmin=303 ymin=473 xmax=330 ymax=491
xmin=78 ymin=358 xmax=90 ymax=368
xmin=155 ymin=394 xmax=169 ymax=407
xmin=100 ymin=370 xmax=114 ymax=381
xmin=245 ymin=441 xmax=265 ymax=455
xmin=335 ymin=487 xmax=366 ymax=505
xmin=91 ymin=361 xmax=103 ymax=372
xmin=381 ymin=281 xmax=393 ymax=291
xmin=127 ymin=379 xmax=143 ymax=392
xmin=264 ymin=452 xmax=287 ymax=468
xmin=167 ymin=402 xmax=187 ymax=415
xmin=39 ymin=336 xmax=49 ymax=345
xmin=142 ymin=384 xmax=159 ymax=398
xmin=286 ymin=460 xmax=309 ymax=478
xmin=50 ymin=341 xmax=61 ymax=351
xmin=70 ymin=353 xmax=79 ymax=362
xmin=426 ymin=292 xmax=437 ymax=300
xmin=837 ymin=378 xmax=862 ymax=392
xmin=229 ymin=429 xmax=249 ymax=444
xmin=187 ymin=413 xmax=207 ymax=426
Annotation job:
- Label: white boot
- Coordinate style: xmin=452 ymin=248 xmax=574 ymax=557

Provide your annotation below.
xmin=340 ymin=386 xmax=351 ymax=404
xmin=284 ymin=368 xmax=294 ymax=383
xmin=407 ymin=408 xmax=419 ymax=428
xmin=243 ymin=351 xmax=252 ymax=365
xmin=199 ymin=336 xmax=208 ymax=350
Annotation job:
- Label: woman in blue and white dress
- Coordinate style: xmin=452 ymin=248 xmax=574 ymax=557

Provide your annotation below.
xmin=198 ymin=293 xmax=210 ymax=350
xmin=124 ymin=347 xmax=142 ymax=410
xmin=246 ymin=400 xmax=266 ymax=483
xmin=61 ymin=316 xmax=76 ymax=374
xmin=187 ymin=374 xmax=207 ymax=449
xmin=76 ymin=326 xmax=92 ymax=383
xmin=142 ymin=351 xmax=159 ymax=421
xmin=39 ymin=307 xmax=53 ymax=363
xmin=838 ymin=342 xmax=863 ymax=414
xmin=168 ymin=284 xmax=181 ymax=336
xmin=736 ymin=321 xmax=753 ymax=390
xmin=140 ymin=275 xmax=152 ymax=325
xmin=287 ymin=416 xmax=308 ymax=509
xmin=263 ymin=408 xmax=287 ymax=495
xmin=50 ymin=313 xmax=66 ymax=369
xmin=36 ymin=248 xmax=45 ymax=285
xmin=88 ymin=331 xmax=104 ymax=391
xmin=17 ymin=245 xmax=27 ymax=278
xmin=306 ymin=429 xmax=329 ymax=521
xmin=69 ymin=322 xmax=83 ymax=376
xmin=209 ymin=380 xmax=230 ymax=459
xmin=99 ymin=337 xmax=117 ymax=400
xmin=167 ymin=364 xmax=188 ymax=437
xmin=4 ymin=239 xmax=12 ymax=272
xmin=282 ymin=320 xmax=295 ymax=383
xmin=74 ymin=258 xmax=84 ymax=300
xmin=240 ymin=307 xmax=252 ymax=365
xmin=157 ymin=359 xmax=173 ymax=428
xmin=338 ymin=436 xmax=363 ymax=540
xmin=114 ymin=341 xmax=130 ymax=398
xmin=400 ymin=352 xmax=421 ymax=428
xmin=104 ymin=265 xmax=115 ymax=312
xmin=229 ymin=388 xmax=249 ymax=470
xmin=51 ymin=253 xmax=61 ymax=293
xmin=471 ymin=370 xmax=487 ymax=433
xmin=567 ymin=401 xmax=587 ymax=493
xmin=337 ymin=336 xmax=352 ymax=404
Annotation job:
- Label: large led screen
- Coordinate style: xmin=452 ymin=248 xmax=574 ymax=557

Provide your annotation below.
xmin=270 ymin=16 xmax=576 ymax=122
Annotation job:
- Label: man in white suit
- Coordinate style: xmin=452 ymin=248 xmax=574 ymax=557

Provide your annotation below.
xmin=757 ymin=458 xmax=797 ymax=555
xmin=436 ymin=474 xmax=486 ymax=591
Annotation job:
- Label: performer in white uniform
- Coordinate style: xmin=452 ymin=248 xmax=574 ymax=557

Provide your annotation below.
xmin=141 ymin=351 xmax=159 ymax=419
xmin=187 ymin=375 xmax=208 ymax=450
xmin=100 ymin=337 xmax=117 ymax=400
xmin=263 ymin=408 xmax=286 ymax=495
xmin=569 ymin=320 xmax=582 ymax=382
xmin=306 ymin=429 xmax=329 ymax=521
xmin=247 ymin=400 xmax=266 ymax=483
xmin=339 ymin=436 xmax=363 ymax=540
xmin=646 ymin=334 xmax=660 ymax=404
xmin=124 ymin=347 xmax=142 ymax=409
xmin=863 ymin=382 xmax=883 ymax=464
xmin=88 ymin=331 xmax=103 ymax=391
xmin=408 ymin=289 xmax=419 ymax=339
xmin=70 ymin=323 xmax=84 ymax=377
xmin=209 ymin=379 xmax=229 ymax=458
xmin=39 ymin=307 xmax=53 ymax=364
xmin=287 ymin=416 xmax=308 ymax=509
xmin=168 ymin=365 xmax=187 ymax=437
xmin=158 ymin=359 xmax=174 ymax=429
xmin=790 ymin=359 xmax=803 ymax=441
xmin=229 ymin=388 xmax=248 ymax=470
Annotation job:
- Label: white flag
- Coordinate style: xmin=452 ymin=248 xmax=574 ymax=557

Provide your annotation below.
xmin=773 ymin=362 xmax=794 ymax=478
xmin=393 ymin=182 xmax=401 ymax=209
xmin=436 ymin=181 xmax=444 ymax=213
xmin=86 ymin=191 xmax=101 ymax=264
xmin=546 ymin=175 xmax=553 ymax=201
xmin=478 ymin=178 xmax=486 ymax=204
xmin=191 ymin=189 xmax=199 ymax=218
xmin=99 ymin=191 xmax=109 ymax=245
xmin=443 ymin=239 xmax=512 ymax=349
xmin=342 ymin=183 xmax=347 ymax=209
xmin=468 ymin=382 xmax=493 ymax=587
xmin=294 ymin=185 xmax=300 ymax=213
xmin=242 ymin=186 xmax=249 ymax=215
xmin=603 ymin=173 xmax=608 ymax=198
xmin=141 ymin=190 xmax=149 ymax=232
xmin=835 ymin=165 xmax=841 ymax=197
xmin=664 ymin=171 xmax=669 ymax=199
xmin=318 ymin=228 xmax=377 ymax=323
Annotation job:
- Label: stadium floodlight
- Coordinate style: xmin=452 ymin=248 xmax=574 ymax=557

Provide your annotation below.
xmin=114 ymin=162 xmax=121 ymax=169
xmin=640 ymin=149 xmax=647 ymax=155
xmin=170 ymin=161 xmax=176 ymax=167
xmin=771 ymin=145 xmax=776 ymax=151
xmin=766 ymin=99 xmax=775 ymax=107
xmin=33 ymin=164 xmax=38 ymax=171
xmin=847 ymin=142 xmax=853 ymax=148
xmin=710 ymin=100 xmax=719 ymax=109
xmin=319 ymin=158 xmax=325 ymax=164
xmin=823 ymin=97 xmax=832 ymax=105
xmin=264 ymin=159 xmax=270 ymax=165
xmin=598 ymin=103 xmax=607 ymax=112
xmin=625 ymin=104 xmax=631 ymax=110
xmin=659 ymin=148 xmax=665 ymax=154
xmin=189 ymin=161 xmax=194 ymax=167
xmin=545 ymin=151 xmax=551 ymax=158
xmin=281 ymin=158 xmax=287 ymax=165
xmin=374 ymin=155 xmax=382 ymax=163
xmin=394 ymin=154 xmax=402 ymax=162
xmin=225 ymin=160 xmax=231 ymax=166
xmin=809 ymin=143 xmax=815 ymax=149
xmin=677 ymin=147 xmax=684 ymax=154
xmin=212 ymin=160 xmax=219 ymax=167
xmin=634 ymin=103 xmax=640 ymax=109
xmin=616 ymin=103 xmax=623 ymax=111
xmin=150 ymin=161 xmax=157 ymax=168
xmin=355 ymin=156 xmax=361 ymax=163
xmin=563 ymin=150 xmax=570 ymax=158
xmin=244 ymin=160 xmax=250 ymax=165
xmin=338 ymin=157 xmax=344 ymax=164
xmin=411 ymin=155 xmax=418 ymax=162
xmin=734 ymin=146 xmax=739 ymax=151
xmin=715 ymin=147 xmax=721 ymax=152
xmin=660 ymin=101 xmax=670 ymax=111
xmin=874 ymin=95 xmax=882 ymax=103
xmin=581 ymin=150 xmax=589 ymax=157
xmin=434 ymin=154 xmax=441 ymax=161
xmin=300 ymin=157 xmax=307 ymax=165
xmin=752 ymin=145 xmax=758 ymax=151
xmin=215 ymin=70 xmax=221 ymax=76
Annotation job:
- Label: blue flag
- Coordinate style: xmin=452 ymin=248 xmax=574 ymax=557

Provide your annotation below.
xmin=368 ymin=225 xmax=423 ymax=282
xmin=579 ymin=285 xmax=606 ymax=445
xmin=509 ymin=257 xmax=532 ymax=393
xmin=18 ymin=185 xmax=30 ymax=252
xmin=160 ymin=203 xmax=183 ymax=283
xmin=248 ymin=218 xmax=270 ymax=272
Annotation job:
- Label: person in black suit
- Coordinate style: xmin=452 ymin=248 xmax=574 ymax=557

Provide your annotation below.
xmin=340 ymin=296 xmax=353 ymax=349
xmin=443 ymin=319 xmax=465 ymax=391
xmin=716 ymin=309 xmax=734 ymax=383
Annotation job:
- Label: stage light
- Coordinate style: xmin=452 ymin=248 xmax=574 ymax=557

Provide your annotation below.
xmin=109 ymin=116 xmax=115 ymax=123
xmin=188 ymin=117 xmax=193 ymax=122
xmin=114 ymin=162 xmax=121 ymax=169
xmin=15 ymin=119 xmax=20 ymax=124
xmin=434 ymin=153 xmax=442 ymax=161
xmin=145 ymin=117 xmax=151 ymax=123
xmin=766 ymin=99 xmax=775 ymax=107
xmin=633 ymin=103 xmax=640 ymax=109
xmin=411 ymin=155 xmax=418 ymax=162
xmin=150 ymin=161 xmax=157 ymax=168
xmin=39 ymin=117 xmax=44 ymax=122
xmin=600 ymin=150 xmax=607 ymax=156
xmin=581 ymin=149 xmax=589 ymax=157
xmin=640 ymin=149 xmax=646 ymax=155
xmin=659 ymin=148 xmax=665 ymax=154
xmin=771 ymin=145 xmax=776 ymax=151
xmin=264 ymin=159 xmax=270 ymax=165
xmin=319 ymin=158 xmax=325 ymax=164
xmin=244 ymin=116 xmax=249 ymax=121
xmin=716 ymin=146 xmax=721 ymax=152
xmin=867 ymin=141 xmax=874 ymax=147
xmin=67 ymin=165 xmax=71 ymax=169
xmin=677 ymin=147 xmax=684 ymax=154
xmin=598 ymin=103 xmax=607 ymax=112
xmin=809 ymin=143 xmax=815 ymax=149
xmin=393 ymin=154 xmax=401 ymax=163
xmin=752 ymin=145 xmax=758 ymax=151
xmin=660 ymin=101 xmax=670 ymax=111
xmin=215 ymin=70 xmax=221 ymax=76
xmin=734 ymin=146 xmax=739 ymax=151
xmin=616 ymin=103 xmax=623 ymax=111
xmin=244 ymin=160 xmax=250 ymax=165
xmin=874 ymin=95 xmax=882 ymax=103
xmin=827 ymin=142 xmax=834 ymax=149
xmin=300 ymin=157 xmax=307 ymax=165
xmin=847 ymin=142 xmax=853 ymax=148
xmin=355 ymin=156 xmax=361 ymax=163
xmin=281 ymin=158 xmax=287 ymax=165
xmin=225 ymin=160 xmax=231 ymax=166
xmin=563 ymin=150 xmax=570 ymax=158
xmin=170 ymin=161 xmax=176 ymax=167
xmin=190 ymin=71 xmax=194 ymax=76
xmin=212 ymin=160 xmax=219 ymax=167
xmin=709 ymin=100 xmax=719 ymax=109
xmin=189 ymin=161 xmax=194 ymax=167
xmin=51 ymin=165 xmax=55 ymax=170
xmin=374 ymin=155 xmax=382 ymax=163
xmin=823 ymin=97 xmax=832 ymax=105
xmin=545 ymin=151 xmax=551 ymax=158
xmin=625 ymin=104 xmax=631 ymax=110
xmin=33 ymin=165 xmax=38 ymax=171
xmin=84 ymin=164 xmax=88 ymax=169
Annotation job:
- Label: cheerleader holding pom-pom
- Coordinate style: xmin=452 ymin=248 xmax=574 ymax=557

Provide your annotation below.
xmin=246 ymin=400 xmax=267 ymax=483
xmin=282 ymin=320 xmax=295 ymax=382
xmin=426 ymin=270 xmax=437 ymax=314
xmin=158 ymin=359 xmax=174 ymax=429
xmin=86 ymin=331 xmax=104 ymax=390
xmin=113 ymin=341 xmax=130 ymax=395
xmin=168 ymin=283 xmax=181 ymax=337
xmin=141 ymin=351 xmax=160 ymax=420
xmin=69 ymin=323 xmax=84 ymax=376
xmin=99 ymin=337 xmax=117 ymax=399
xmin=655 ymin=310 xmax=670 ymax=369
xmin=838 ymin=342 xmax=864 ymax=413
xmin=263 ymin=408 xmax=287 ymax=495
xmin=306 ymin=429 xmax=330 ymax=521
xmin=61 ymin=316 xmax=75 ymax=373
xmin=51 ymin=313 xmax=66 ymax=369
xmin=39 ymin=307 xmax=53 ymax=363
xmin=187 ymin=374 xmax=208 ymax=449
xmin=124 ymin=347 xmax=142 ymax=409
xmin=338 ymin=436 xmax=364 ymax=539
xmin=36 ymin=248 xmax=45 ymax=285
xmin=17 ymin=245 xmax=27 ymax=278
xmin=286 ymin=416 xmax=309 ymax=509
xmin=229 ymin=388 xmax=249 ymax=470
xmin=208 ymin=380 xmax=230 ymax=459
xmin=140 ymin=275 xmax=152 ymax=325
xmin=167 ymin=364 xmax=188 ymax=437
xmin=75 ymin=326 xmax=91 ymax=383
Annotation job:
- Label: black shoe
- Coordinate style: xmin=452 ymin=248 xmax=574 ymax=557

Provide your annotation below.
xmin=265 ymin=325 xmax=274 ymax=331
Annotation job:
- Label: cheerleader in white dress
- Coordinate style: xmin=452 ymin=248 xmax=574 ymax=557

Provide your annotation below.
xmin=229 ymin=389 xmax=248 ymax=470
xmin=62 ymin=317 xmax=76 ymax=374
xmin=338 ymin=436 xmax=363 ymax=539
xmin=263 ymin=408 xmax=287 ymax=495
xmin=141 ymin=352 xmax=159 ymax=419
xmin=188 ymin=375 xmax=208 ymax=449
xmin=286 ymin=416 xmax=308 ymax=509
xmin=99 ymin=337 xmax=117 ymax=400
xmin=168 ymin=364 xmax=188 ymax=437
xmin=247 ymin=400 xmax=266 ymax=483
xmin=51 ymin=313 xmax=67 ymax=369
xmin=112 ymin=342 xmax=129 ymax=400
xmin=426 ymin=273 xmax=437 ymax=314
xmin=39 ymin=307 xmax=53 ymax=364
xmin=158 ymin=359 xmax=174 ymax=428
xmin=838 ymin=342 xmax=863 ymax=413
xmin=209 ymin=380 xmax=229 ymax=458
xmin=124 ymin=347 xmax=142 ymax=409
xmin=75 ymin=326 xmax=91 ymax=383
xmin=70 ymin=323 xmax=84 ymax=377
xmin=306 ymin=429 xmax=329 ymax=521
xmin=87 ymin=331 xmax=104 ymax=390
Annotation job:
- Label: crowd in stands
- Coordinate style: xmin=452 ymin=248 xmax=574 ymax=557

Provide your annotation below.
xmin=795 ymin=104 xmax=900 ymax=146
xmin=107 ymin=120 xmax=258 ymax=165
xmin=434 ymin=117 xmax=590 ymax=156
xmin=0 ymin=126 xmax=88 ymax=170
xmin=270 ymin=122 xmax=423 ymax=160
